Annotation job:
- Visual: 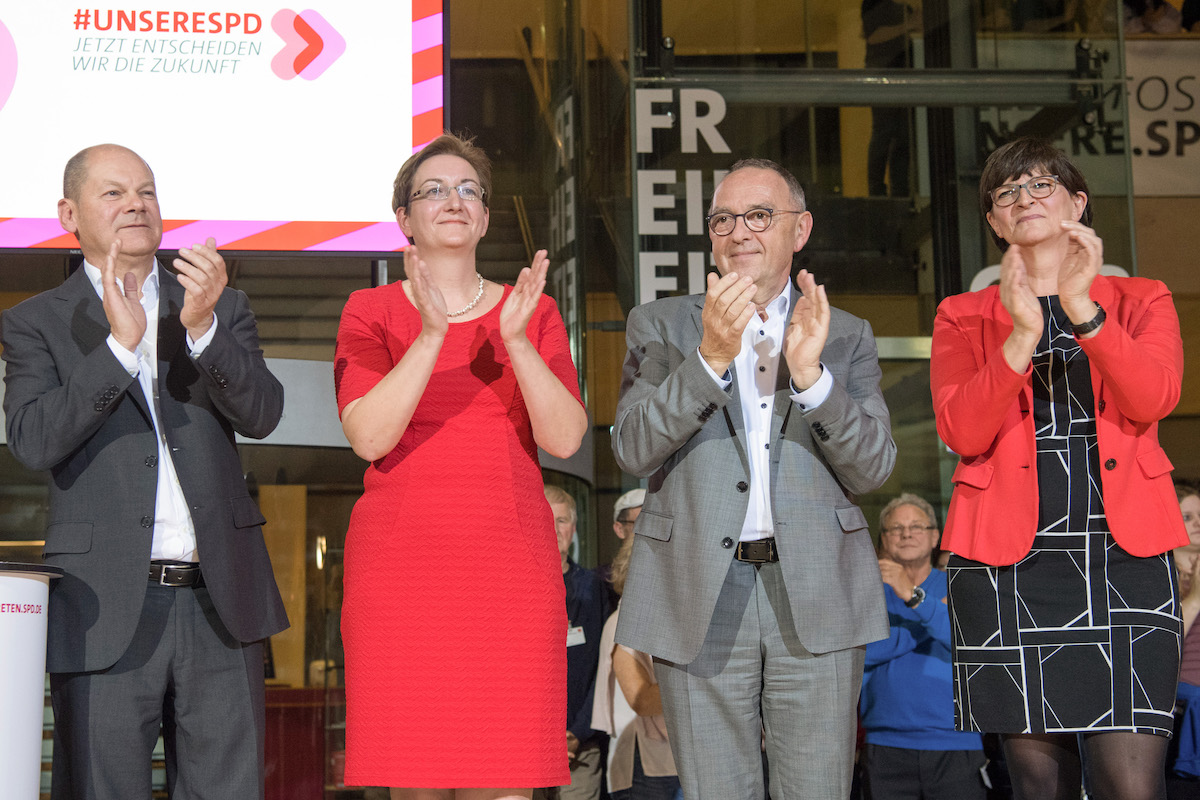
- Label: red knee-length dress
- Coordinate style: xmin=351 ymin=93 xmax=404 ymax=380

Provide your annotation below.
xmin=333 ymin=282 xmax=579 ymax=788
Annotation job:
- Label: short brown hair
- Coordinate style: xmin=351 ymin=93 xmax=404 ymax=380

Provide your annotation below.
xmin=391 ymin=132 xmax=492 ymax=213
xmin=979 ymin=137 xmax=1092 ymax=251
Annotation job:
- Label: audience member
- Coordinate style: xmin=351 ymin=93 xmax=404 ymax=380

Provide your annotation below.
xmin=1170 ymin=483 xmax=1200 ymax=790
xmin=861 ymin=493 xmax=986 ymax=800
xmin=1184 ymin=0 xmax=1199 ymax=30
xmin=594 ymin=529 xmax=681 ymax=800
xmin=862 ymin=0 xmax=916 ymax=197
xmin=546 ymin=486 xmax=610 ymax=800
xmin=1125 ymin=0 xmax=1184 ymax=32
xmin=600 ymin=489 xmax=646 ymax=608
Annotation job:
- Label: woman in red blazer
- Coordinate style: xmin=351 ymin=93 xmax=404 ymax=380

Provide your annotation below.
xmin=931 ymin=137 xmax=1186 ymax=800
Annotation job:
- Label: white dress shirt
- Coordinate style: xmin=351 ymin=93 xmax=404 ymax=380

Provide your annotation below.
xmin=84 ymin=260 xmax=217 ymax=562
xmin=699 ymin=289 xmax=833 ymax=542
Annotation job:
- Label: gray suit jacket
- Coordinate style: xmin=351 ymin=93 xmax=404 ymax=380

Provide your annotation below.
xmin=1 ymin=265 xmax=289 ymax=673
xmin=612 ymin=288 xmax=893 ymax=664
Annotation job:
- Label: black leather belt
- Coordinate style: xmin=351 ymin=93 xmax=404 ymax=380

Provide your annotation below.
xmin=734 ymin=538 xmax=779 ymax=564
xmin=149 ymin=561 xmax=203 ymax=587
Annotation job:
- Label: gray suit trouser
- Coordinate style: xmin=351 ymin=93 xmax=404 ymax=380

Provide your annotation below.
xmin=50 ymin=583 xmax=265 ymax=800
xmin=654 ymin=559 xmax=864 ymax=800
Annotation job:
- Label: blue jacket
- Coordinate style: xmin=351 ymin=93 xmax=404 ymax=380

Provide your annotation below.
xmin=861 ymin=568 xmax=983 ymax=751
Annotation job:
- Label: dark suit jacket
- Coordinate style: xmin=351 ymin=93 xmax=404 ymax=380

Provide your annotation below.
xmin=2 ymin=264 xmax=288 ymax=673
xmin=612 ymin=287 xmax=894 ymax=664
xmin=931 ymin=274 xmax=1187 ymax=565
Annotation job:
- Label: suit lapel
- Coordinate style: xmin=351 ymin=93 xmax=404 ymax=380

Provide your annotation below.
xmin=50 ymin=267 xmax=110 ymax=354
xmin=52 ymin=265 xmax=154 ymax=422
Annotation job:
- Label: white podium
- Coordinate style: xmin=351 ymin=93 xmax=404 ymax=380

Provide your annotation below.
xmin=0 ymin=562 xmax=62 ymax=800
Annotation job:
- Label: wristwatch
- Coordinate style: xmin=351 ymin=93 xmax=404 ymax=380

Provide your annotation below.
xmin=905 ymin=586 xmax=926 ymax=609
xmin=1070 ymin=301 xmax=1106 ymax=337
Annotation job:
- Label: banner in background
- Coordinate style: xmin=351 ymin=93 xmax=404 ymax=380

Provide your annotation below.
xmin=0 ymin=2 xmax=444 ymax=253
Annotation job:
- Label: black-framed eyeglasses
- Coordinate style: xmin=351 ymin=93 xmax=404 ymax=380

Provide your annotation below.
xmin=616 ymin=517 xmax=636 ymax=526
xmin=706 ymin=208 xmax=803 ymax=236
xmin=882 ymin=524 xmax=935 ymax=537
xmin=990 ymin=175 xmax=1060 ymax=208
xmin=410 ymin=182 xmax=486 ymax=203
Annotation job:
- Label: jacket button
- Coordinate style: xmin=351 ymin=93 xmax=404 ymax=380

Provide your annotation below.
xmin=94 ymin=402 xmax=105 ymax=412
xmin=140 ymin=515 xmax=153 ymax=528
xmin=145 ymin=456 xmax=158 ymax=468
xmin=1104 ymin=458 xmax=1117 ymax=470
xmin=1098 ymin=399 xmax=1106 ymax=413
xmin=736 ymin=481 xmax=748 ymax=492
xmin=721 ymin=537 xmax=734 ymax=549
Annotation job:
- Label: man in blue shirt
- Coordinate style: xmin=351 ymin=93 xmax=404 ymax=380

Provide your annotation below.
xmin=861 ymin=493 xmax=986 ymax=799
xmin=545 ymin=486 xmax=610 ymax=800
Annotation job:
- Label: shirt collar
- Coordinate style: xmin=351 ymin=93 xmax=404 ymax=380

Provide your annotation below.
xmin=82 ymin=260 xmax=161 ymax=304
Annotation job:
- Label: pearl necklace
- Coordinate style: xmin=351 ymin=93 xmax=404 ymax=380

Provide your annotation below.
xmin=447 ymin=273 xmax=485 ymax=317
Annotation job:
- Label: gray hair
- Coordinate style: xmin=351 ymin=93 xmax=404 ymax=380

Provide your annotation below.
xmin=878 ymin=492 xmax=938 ymax=533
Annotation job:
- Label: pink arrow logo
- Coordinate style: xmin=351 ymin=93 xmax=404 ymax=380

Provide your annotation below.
xmin=271 ymin=9 xmax=345 ymax=80
xmin=0 ymin=18 xmax=16 ymax=113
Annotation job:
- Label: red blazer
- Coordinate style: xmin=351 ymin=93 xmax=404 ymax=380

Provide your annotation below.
xmin=931 ymin=274 xmax=1186 ymax=566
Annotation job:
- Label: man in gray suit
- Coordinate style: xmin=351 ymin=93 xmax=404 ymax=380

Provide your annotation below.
xmin=612 ymin=159 xmax=894 ymax=799
xmin=1 ymin=144 xmax=288 ymax=799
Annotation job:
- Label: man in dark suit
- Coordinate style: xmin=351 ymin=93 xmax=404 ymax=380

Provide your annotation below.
xmin=613 ymin=159 xmax=895 ymax=799
xmin=1 ymin=144 xmax=288 ymax=799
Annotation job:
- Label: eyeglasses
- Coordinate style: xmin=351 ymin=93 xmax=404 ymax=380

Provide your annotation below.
xmin=990 ymin=175 xmax=1060 ymax=207
xmin=706 ymin=208 xmax=804 ymax=236
xmin=616 ymin=518 xmax=635 ymax=526
xmin=882 ymin=524 xmax=936 ymax=537
xmin=410 ymin=182 xmax=486 ymax=204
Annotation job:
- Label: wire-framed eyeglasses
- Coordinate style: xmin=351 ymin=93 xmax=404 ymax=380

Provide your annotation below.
xmin=410 ymin=182 xmax=487 ymax=204
xmin=706 ymin=208 xmax=804 ymax=236
xmin=882 ymin=524 xmax=936 ymax=537
xmin=990 ymin=175 xmax=1060 ymax=208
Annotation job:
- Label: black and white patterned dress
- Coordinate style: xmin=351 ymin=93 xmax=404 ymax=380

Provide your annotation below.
xmin=947 ymin=296 xmax=1181 ymax=736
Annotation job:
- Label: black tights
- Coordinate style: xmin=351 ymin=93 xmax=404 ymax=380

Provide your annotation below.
xmin=1002 ymin=731 xmax=1168 ymax=800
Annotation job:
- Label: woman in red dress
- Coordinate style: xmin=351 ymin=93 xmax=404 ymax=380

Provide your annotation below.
xmin=334 ymin=133 xmax=587 ymax=800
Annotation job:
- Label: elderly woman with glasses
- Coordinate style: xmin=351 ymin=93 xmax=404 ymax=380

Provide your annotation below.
xmin=931 ymin=137 xmax=1186 ymax=800
xmin=333 ymin=132 xmax=587 ymax=800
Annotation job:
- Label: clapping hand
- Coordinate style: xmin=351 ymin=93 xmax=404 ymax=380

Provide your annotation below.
xmin=784 ymin=270 xmax=829 ymax=391
xmin=100 ymin=238 xmax=147 ymax=352
xmin=173 ymin=237 xmax=228 ymax=340
xmin=500 ymin=249 xmax=549 ymax=344
xmin=404 ymin=244 xmax=449 ymax=338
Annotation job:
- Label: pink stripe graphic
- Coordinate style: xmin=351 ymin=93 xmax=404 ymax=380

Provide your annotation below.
xmin=304 ymin=222 xmax=409 ymax=252
xmin=161 ymin=220 xmax=288 ymax=248
xmin=0 ymin=218 xmax=73 ymax=248
xmin=412 ymin=76 xmax=444 ymax=117
xmin=412 ymin=13 xmax=443 ymax=52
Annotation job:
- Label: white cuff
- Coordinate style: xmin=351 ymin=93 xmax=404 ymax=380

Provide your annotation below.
xmin=789 ymin=364 xmax=832 ymax=410
xmin=186 ymin=312 xmax=219 ymax=356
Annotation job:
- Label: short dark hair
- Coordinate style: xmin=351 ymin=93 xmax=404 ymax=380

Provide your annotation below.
xmin=979 ymin=137 xmax=1092 ymax=251
xmin=391 ymin=132 xmax=493 ymax=213
xmin=714 ymin=158 xmax=807 ymax=213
